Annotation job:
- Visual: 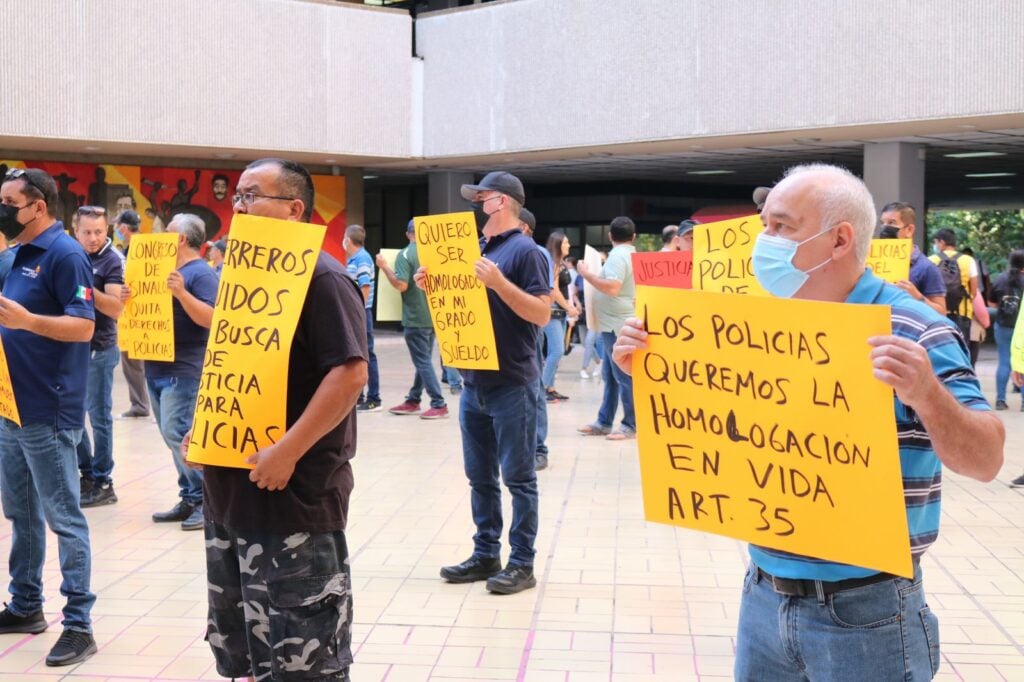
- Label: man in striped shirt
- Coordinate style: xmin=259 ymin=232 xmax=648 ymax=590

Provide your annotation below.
xmin=613 ymin=163 xmax=1004 ymax=681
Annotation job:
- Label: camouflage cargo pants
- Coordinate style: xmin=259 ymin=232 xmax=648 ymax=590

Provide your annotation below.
xmin=205 ymin=520 xmax=353 ymax=681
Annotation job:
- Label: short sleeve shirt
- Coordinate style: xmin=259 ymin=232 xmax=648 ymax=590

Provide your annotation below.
xmin=144 ymin=258 xmax=219 ymax=380
xmin=594 ymin=243 xmax=636 ymax=333
xmin=346 ymin=247 xmax=375 ymax=309
xmin=460 ymin=229 xmax=551 ymax=388
xmin=908 ymin=246 xmax=945 ymax=300
xmin=1 ymin=223 xmax=95 ymax=429
xmin=749 ymin=270 xmax=989 ymax=581
xmin=394 ymin=242 xmax=432 ymax=328
xmin=88 ymin=238 xmax=126 ymax=350
xmin=203 ymin=252 xmax=369 ymax=534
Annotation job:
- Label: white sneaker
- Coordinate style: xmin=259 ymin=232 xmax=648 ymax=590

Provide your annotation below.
xmin=580 ymin=369 xmax=591 ymax=379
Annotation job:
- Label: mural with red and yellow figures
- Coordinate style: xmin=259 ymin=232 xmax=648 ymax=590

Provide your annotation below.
xmin=0 ymin=160 xmax=347 ymax=262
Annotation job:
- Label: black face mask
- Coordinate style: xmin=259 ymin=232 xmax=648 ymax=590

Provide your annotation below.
xmin=0 ymin=204 xmax=31 ymax=242
xmin=470 ymin=202 xmax=489 ymax=230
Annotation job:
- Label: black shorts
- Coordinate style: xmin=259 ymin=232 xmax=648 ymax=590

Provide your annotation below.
xmin=205 ymin=520 xmax=352 ymax=680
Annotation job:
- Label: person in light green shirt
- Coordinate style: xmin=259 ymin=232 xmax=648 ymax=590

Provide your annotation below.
xmin=375 ymin=220 xmax=449 ymax=419
xmin=576 ymin=216 xmax=637 ymax=440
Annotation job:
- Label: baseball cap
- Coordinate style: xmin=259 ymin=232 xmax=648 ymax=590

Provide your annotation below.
xmin=115 ymin=209 xmax=141 ymax=230
xmin=406 ymin=218 xmax=415 ymax=232
xmin=678 ymin=219 xmax=700 ymax=237
xmin=520 ymin=207 xmax=536 ymax=233
xmin=460 ymin=171 xmax=526 ymax=206
xmin=212 ymin=238 xmax=227 ymax=252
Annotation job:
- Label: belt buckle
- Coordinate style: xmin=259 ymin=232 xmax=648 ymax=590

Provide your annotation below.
xmin=768 ymin=574 xmax=807 ymax=597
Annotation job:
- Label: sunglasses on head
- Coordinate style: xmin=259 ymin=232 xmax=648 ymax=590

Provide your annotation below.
xmin=76 ymin=206 xmax=107 ymax=217
xmin=3 ymin=168 xmax=47 ymax=199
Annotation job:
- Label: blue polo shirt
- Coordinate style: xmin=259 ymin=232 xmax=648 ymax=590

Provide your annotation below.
xmin=462 ymin=228 xmax=550 ymax=387
xmin=908 ymin=246 xmax=945 ymax=300
xmin=1 ymin=222 xmax=95 ymax=429
xmin=345 ymin=247 xmax=375 ymax=309
xmin=88 ymin=238 xmax=126 ymax=351
xmin=750 ymin=269 xmax=989 ymax=580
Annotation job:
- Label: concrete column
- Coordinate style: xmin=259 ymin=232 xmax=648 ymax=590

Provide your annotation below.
xmin=428 ymin=171 xmax=475 ymax=215
xmin=863 ymin=142 xmax=926 ymax=246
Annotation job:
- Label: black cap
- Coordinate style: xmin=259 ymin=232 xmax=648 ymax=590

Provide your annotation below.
xmin=520 ymin=207 xmax=536 ymax=233
xmin=678 ymin=219 xmax=700 ymax=237
xmin=460 ymin=171 xmax=526 ymax=206
xmin=115 ymin=209 xmax=141 ymax=230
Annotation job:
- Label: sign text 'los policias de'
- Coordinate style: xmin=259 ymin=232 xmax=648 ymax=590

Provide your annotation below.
xmin=415 ymin=211 xmax=498 ymax=370
xmin=187 ymin=214 xmax=323 ymax=469
xmin=631 ymin=286 xmax=913 ymax=577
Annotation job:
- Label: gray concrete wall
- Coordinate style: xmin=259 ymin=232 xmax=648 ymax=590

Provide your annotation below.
xmin=417 ymin=0 xmax=1024 ymax=157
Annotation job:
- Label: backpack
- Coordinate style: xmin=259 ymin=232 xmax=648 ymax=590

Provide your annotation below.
xmin=936 ymin=251 xmax=968 ymax=315
xmin=996 ymin=277 xmax=1022 ymax=327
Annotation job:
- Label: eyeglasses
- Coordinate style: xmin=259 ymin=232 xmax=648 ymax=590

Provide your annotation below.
xmin=231 ymin=192 xmax=295 ymax=207
xmin=3 ymin=168 xmax=47 ymax=199
xmin=76 ymin=205 xmax=107 ymax=217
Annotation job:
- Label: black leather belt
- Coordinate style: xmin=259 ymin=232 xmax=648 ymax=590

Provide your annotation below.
xmin=757 ymin=567 xmax=905 ymax=597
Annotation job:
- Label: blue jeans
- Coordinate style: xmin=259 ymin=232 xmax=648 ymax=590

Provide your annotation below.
xmin=460 ymin=382 xmax=539 ymax=567
xmin=735 ymin=563 xmax=940 ymax=681
xmin=995 ymin=321 xmax=1014 ymax=402
xmin=147 ymin=376 xmax=204 ymax=506
xmin=361 ymin=308 xmax=380 ymax=403
xmin=404 ymin=327 xmax=445 ymax=408
xmin=76 ymin=345 xmax=120 ymax=485
xmin=581 ymin=325 xmax=600 ymax=370
xmin=443 ymin=364 xmax=463 ymax=390
xmin=596 ymin=331 xmax=635 ymax=432
xmin=0 ymin=421 xmax=94 ymax=632
xmin=535 ymin=344 xmax=547 ymax=457
xmin=541 ymin=316 xmax=566 ymax=388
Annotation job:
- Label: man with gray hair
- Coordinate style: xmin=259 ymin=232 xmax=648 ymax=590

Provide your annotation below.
xmin=613 ymin=163 xmax=1004 ymax=680
xmin=133 ymin=212 xmax=218 ymax=530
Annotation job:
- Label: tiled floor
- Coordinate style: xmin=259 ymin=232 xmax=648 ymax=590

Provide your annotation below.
xmin=0 ymin=333 xmax=1022 ymax=681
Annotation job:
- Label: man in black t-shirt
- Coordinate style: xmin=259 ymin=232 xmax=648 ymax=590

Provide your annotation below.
xmin=197 ymin=158 xmax=368 ymax=681
xmin=74 ymin=207 xmax=126 ymax=507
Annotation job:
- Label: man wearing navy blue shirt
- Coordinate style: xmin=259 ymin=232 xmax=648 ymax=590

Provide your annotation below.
xmin=140 ymin=213 xmax=217 ymax=531
xmin=417 ymin=171 xmax=551 ymax=595
xmin=75 ymin=206 xmax=126 ymax=508
xmin=614 ymin=164 xmax=1005 ymax=681
xmin=880 ymin=201 xmax=947 ymax=316
xmin=0 ymin=168 xmax=99 ymax=666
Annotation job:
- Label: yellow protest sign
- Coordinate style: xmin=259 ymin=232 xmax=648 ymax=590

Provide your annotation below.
xmin=865 ymin=239 xmax=911 ymax=283
xmin=415 ymin=211 xmax=498 ymax=370
xmin=375 ymin=248 xmax=403 ymax=322
xmin=632 ymin=286 xmax=912 ymax=577
xmin=1010 ymin=303 xmax=1024 ymax=373
xmin=187 ymin=214 xmax=324 ymax=469
xmin=0 ymin=339 xmax=20 ymax=426
xmin=118 ymin=233 xmax=177 ymax=360
xmin=692 ymin=215 xmax=768 ymax=295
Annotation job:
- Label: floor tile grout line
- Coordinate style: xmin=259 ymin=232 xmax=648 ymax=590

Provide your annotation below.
xmin=515 ymin=433 xmax=586 ymax=681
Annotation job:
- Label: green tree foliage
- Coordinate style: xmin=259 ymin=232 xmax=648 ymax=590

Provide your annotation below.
xmin=927 ymin=209 xmax=1024 ymax=273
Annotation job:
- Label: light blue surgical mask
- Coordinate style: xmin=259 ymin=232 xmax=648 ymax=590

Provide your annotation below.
xmin=751 ymin=228 xmax=834 ymax=298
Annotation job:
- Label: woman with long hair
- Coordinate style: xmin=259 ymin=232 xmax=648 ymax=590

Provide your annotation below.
xmin=988 ymin=248 xmax=1024 ymax=410
xmin=542 ymin=232 xmax=577 ymax=402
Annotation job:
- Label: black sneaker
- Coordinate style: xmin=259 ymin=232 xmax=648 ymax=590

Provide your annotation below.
xmin=996 ymin=399 xmax=1008 ymax=411
xmin=486 ymin=565 xmax=536 ymax=595
xmin=81 ymin=482 xmax=117 ymax=508
xmin=1010 ymin=474 xmax=1024 ymax=488
xmin=440 ymin=556 xmax=502 ymax=583
xmin=0 ymin=605 xmax=47 ymax=634
xmin=551 ymin=390 xmax=570 ymax=401
xmin=536 ymin=454 xmax=548 ymax=471
xmin=358 ymin=400 xmax=382 ymax=413
xmin=79 ymin=477 xmax=94 ymax=497
xmin=181 ymin=505 xmax=204 ymax=531
xmin=45 ymin=630 xmax=97 ymax=666
xmin=152 ymin=501 xmax=195 ymax=523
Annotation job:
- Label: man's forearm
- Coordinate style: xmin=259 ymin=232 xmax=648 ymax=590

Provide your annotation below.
xmin=494 ymin=281 xmax=551 ymax=327
xmin=270 ymin=359 xmax=367 ymax=464
xmin=94 ymin=290 xmax=124 ymax=319
xmin=26 ymin=314 xmax=94 ymax=342
xmin=582 ymin=272 xmax=622 ymax=297
xmin=381 ymin=266 xmax=407 ymax=292
xmin=177 ymin=290 xmax=214 ymax=329
xmin=914 ymin=388 xmax=1004 ymax=481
